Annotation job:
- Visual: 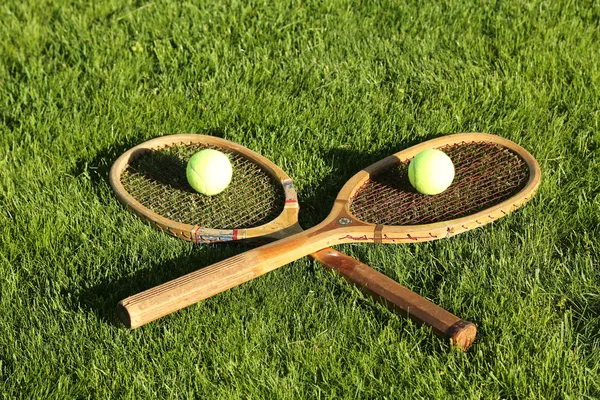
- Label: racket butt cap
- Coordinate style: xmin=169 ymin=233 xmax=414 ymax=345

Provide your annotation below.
xmin=447 ymin=321 xmax=477 ymax=350
xmin=117 ymin=301 xmax=133 ymax=329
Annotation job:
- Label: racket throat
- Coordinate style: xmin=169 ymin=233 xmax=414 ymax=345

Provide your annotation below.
xmin=254 ymin=221 xmax=345 ymax=268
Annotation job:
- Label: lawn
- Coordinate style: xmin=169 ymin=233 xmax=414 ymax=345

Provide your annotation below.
xmin=1 ymin=0 xmax=599 ymax=398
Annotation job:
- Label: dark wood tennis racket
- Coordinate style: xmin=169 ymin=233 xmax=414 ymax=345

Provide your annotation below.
xmin=110 ymin=134 xmax=480 ymax=349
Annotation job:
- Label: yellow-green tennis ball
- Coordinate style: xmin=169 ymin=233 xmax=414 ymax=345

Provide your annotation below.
xmin=408 ymin=149 xmax=455 ymax=195
xmin=186 ymin=149 xmax=232 ymax=196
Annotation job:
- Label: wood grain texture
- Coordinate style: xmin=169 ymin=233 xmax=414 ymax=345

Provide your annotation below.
xmin=312 ymin=248 xmax=476 ymax=349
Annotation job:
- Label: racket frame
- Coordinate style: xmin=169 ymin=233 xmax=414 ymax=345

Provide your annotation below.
xmin=324 ymin=133 xmax=541 ymax=244
xmin=109 ymin=134 xmax=300 ymax=243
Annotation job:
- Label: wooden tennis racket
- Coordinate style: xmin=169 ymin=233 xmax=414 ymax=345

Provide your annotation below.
xmin=110 ymin=134 xmax=480 ymax=348
xmin=113 ymin=133 xmax=542 ymax=348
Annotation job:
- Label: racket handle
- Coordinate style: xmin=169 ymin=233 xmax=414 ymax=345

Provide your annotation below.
xmin=118 ymin=229 xmax=329 ymax=329
xmin=311 ymin=248 xmax=476 ymax=350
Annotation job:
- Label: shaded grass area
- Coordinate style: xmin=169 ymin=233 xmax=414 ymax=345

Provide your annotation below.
xmin=1 ymin=0 xmax=599 ymax=398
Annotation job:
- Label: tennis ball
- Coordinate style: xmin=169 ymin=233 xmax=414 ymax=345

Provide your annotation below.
xmin=408 ymin=149 xmax=455 ymax=195
xmin=186 ymin=149 xmax=233 ymax=196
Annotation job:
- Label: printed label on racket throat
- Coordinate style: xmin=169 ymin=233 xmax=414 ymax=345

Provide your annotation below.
xmin=282 ymin=179 xmax=298 ymax=207
xmin=193 ymin=227 xmax=247 ymax=243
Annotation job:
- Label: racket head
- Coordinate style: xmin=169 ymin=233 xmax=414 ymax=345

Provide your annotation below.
xmin=329 ymin=133 xmax=541 ymax=243
xmin=109 ymin=134 xmax=299 ymax=243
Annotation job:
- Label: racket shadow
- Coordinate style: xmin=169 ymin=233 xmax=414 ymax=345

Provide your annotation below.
xmin=126 ymin=149 xmax=196 ymax=193
xmin=70 ymin=242 xmax=257 ymax=326
xmin=73 ymin=128 xmax=226 ymax=196
xmin=68 ymin=128 xmax=235 ymax=325
xmin=72 ymin=131 xmax=458 ymax=336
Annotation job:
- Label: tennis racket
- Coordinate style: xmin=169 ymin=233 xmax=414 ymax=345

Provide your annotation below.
xmin=110 ymin=134 xmax=479 ymax=348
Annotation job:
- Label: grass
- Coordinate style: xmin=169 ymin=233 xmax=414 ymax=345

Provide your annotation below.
xmin=1 ymin=0 xmax=599 ymax=398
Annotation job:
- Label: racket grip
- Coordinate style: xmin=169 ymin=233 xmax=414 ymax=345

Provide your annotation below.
xmin=311 ymin=248 xmax=476 ymax=350
xmin=118 ymin=230 xmax=327 ymax=329
xmin=118 ymin=250 xmax=271 ymax=329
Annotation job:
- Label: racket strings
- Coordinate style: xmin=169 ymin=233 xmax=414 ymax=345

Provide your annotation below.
xmin=349 ymin=141 xmax=530 ymax=226
xmin=120 ymin=143 xmax=285 ymax=229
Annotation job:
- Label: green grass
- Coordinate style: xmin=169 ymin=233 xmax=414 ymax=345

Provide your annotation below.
xmin=1 ymin=0 xmax=599 ymax=398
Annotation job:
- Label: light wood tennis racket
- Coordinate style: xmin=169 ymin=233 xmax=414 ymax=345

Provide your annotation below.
xmin=113 ymin=133 xmax=542 ymax=349
xmin=110 ymin=134 xmax=480 ymax=349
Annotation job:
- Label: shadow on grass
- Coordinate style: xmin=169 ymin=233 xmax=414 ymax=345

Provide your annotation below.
xmin=70 ymin=241 xmax=257 ymax=327
xmin=569 ymin=294 xmax=600 ymax=346
xmin=71 ymin=128 xmax=456 ymax=346
xmin=74 ymin=128 xmax=226 ymax=196
xmin=0 ymin=352 xmax=14 ymax=383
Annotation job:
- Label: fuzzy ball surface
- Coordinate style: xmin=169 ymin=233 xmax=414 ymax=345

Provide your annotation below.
xmin=186 ymin=149 xmax=233 ymax=196
xmin=408 ymin=149 xmax=455 ymax=195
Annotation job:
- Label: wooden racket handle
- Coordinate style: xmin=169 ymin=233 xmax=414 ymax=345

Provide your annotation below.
xmin=119 ymin=223 xmax=476 ymax=349
xmin=311 ymin=248 xmax=476 ymax=350
xmin=118 ymin=227 xmax=328 ymax=329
